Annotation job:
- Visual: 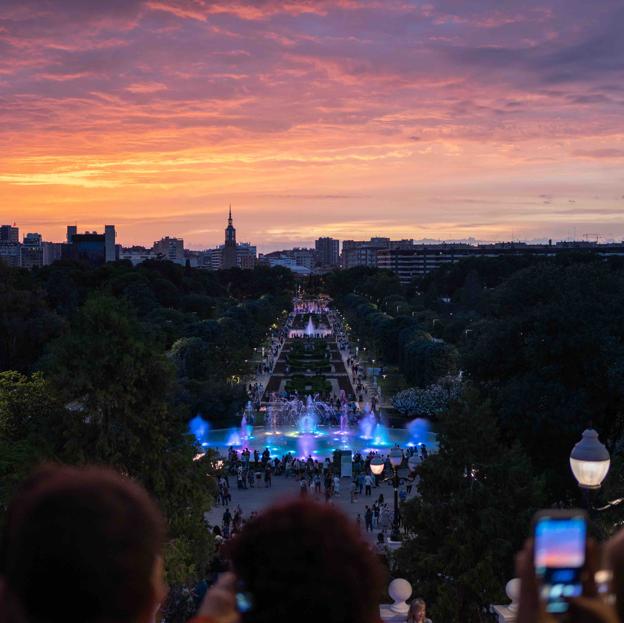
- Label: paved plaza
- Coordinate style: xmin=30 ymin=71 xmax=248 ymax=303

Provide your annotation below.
xmin=205 ymin=466 xmax=416 ymax=539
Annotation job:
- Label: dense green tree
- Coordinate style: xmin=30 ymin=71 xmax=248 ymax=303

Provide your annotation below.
xmin=461 ymin=261 xmax=624 ymax=494
xmin=42 ymin=294 xmax=214 ymax=579
xmin=401 ymin=337 xmax=457 ymax=388
xmin=177 ymin=379 xmax=248 ymax=425
xmin=0 ymin=371 xmax=62 ymax=510
xmin=0 ymin=261 xmax=294 ymax=582
xmin=170 ymin=337 xmax=211 ymax=380
xmin=458 ymin=269 xmax=483 ymax=310
xmin=0 ymin=270 xmax=65 ymax=372
xmin=217 ymin=265 xmax=295 ymax=299
xmin=396 ymin=390 xmax=546 ymax=623
xmin=324 ymin=266 xmax=380 ymax=298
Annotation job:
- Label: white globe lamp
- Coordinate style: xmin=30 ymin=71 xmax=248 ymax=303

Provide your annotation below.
xmin=389 ymin=446 xmax=403 ymax=468
xmin=370 ymin=456 xmax=385 ymax=476
xmin=570 ymin=429 xmax=610 ymax=490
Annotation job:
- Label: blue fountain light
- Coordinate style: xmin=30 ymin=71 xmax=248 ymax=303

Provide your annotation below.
xmin=189 ymin=415 xmax=210 ymax=446
xmin=225 ymin=428 xmax=242 ymax=447
xmin=198 ymin=402 xmax=436 ymax=459
xmin=358 ymin=407 xmax=377 ymax=440
xmin=407 ymin=418 xmax=431 ymax=443
xmin=373 ymin=423 xmax=390 ymax=447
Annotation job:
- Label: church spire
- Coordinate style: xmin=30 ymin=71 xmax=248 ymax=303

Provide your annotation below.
xmin=223 ymin=203 xmax=237 ymax=268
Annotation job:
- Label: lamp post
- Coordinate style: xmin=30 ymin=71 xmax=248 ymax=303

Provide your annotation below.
xmin=570 ymin=428 xmax=610 ymax=510
xmin=389 ymin=446 xmax=404 ymax=541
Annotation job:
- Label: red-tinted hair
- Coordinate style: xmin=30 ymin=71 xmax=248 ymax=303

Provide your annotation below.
xmin=0 ymin=465 xmax=165 ymax=623
xmin=227 ymin=499 xmax=385 ymax=623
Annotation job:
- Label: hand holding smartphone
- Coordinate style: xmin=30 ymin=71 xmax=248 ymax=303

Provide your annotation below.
xmin=533 ymin=509 xmax=587 ymax=615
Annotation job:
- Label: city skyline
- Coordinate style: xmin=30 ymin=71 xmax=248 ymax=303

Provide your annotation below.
xmin=1 ymin=0 xmax=623 ymax=250
xmin=7 ymin=210 xmax=624 ymax=253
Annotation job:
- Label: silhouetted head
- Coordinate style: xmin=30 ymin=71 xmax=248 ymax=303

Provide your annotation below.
xmin=0 ymin=465 xmax=166 ymax=623
xmin=227 ymin=499 xmax=385 ymax=623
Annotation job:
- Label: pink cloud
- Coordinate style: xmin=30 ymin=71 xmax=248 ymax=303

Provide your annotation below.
xmin=1 ymin=0 xmax=623 ymax=248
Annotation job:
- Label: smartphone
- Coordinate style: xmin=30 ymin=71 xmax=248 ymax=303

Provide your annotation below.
xmin=533 ymin=509 xmax=587 ymax=614
xmin=235 ymin=580 xmax=254 ymax=614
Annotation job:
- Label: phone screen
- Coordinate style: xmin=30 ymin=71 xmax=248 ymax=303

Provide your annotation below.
xmin=235 ymin=591 xmax=254 ymax=613
xmin=534 ymin=515 xmax=586 ymax=614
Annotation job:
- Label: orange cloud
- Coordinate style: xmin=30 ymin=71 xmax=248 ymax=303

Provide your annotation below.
xmin=1 ymin=0 xmax=623 ymax=250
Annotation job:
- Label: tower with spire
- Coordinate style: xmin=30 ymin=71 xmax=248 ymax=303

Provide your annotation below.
xmin=222 ymin=204 xmax=238 ymax=269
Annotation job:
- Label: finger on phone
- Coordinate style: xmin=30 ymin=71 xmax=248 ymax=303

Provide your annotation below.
xmin=516 ymin=539 xmax=540 ymax=623
xmin=583 ymin=539 xmax=599 ymax=598
xmin=215 ymin=572 xmax=237 ymax=591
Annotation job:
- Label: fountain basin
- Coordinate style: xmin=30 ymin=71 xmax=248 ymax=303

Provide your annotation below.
xmin=199 ymin=423 xmax=437 ymax=459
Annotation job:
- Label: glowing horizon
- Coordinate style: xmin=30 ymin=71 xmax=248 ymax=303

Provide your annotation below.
xmin=1 ymin=1 xmax=623 ymax=252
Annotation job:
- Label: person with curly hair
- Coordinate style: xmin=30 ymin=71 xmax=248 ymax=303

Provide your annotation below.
xmin=196 ymin=499 xmax=386 ymax=623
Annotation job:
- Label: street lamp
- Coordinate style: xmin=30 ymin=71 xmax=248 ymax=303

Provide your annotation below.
xmin=370 ymin=455 xmax=384 ymax=476
xmin=570 ymin=429 xmax=610 ymax=490
xmin=389 ymin=446 xmax=404 ymax=542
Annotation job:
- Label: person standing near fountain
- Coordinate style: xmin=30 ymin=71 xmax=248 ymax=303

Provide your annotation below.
xmin=364 ymin=473 xmax=373 ymax=496
xmin=299 ymin=475 xmax=308 ymax=497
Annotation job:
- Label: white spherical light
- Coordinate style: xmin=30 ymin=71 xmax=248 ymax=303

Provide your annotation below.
xmin=570 ymin=429 xmax=610 ymax=490
xmin=388 ymin=578 xmax=412 ymax=613
xmin=389 ymin=446 xmax=403 ymax=468
xmin=370 ymin=456 xmax=385 ymax=476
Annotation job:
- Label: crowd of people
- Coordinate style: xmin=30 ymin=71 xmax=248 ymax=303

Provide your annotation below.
xmin=9 ymin=463 xmax=624 ymax=623
xmin=212 ymin=445 xmax=427 ymax=548
xmin=248 ymin=320 xmax=290 ymax=406
xmin=328 ymin=309 xmax=382 ymax=408
xmin=0 ymin=464 xmax=437 ymax=623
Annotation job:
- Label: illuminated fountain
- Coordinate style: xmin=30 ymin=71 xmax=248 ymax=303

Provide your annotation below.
xmin=289 ymin=314 xmax=333 ymax=338
xmin=189 ymin=415 xmax=210 ymax=446
xmin=267 ymin=405 xmax=278 ymax=435
xmin=194 ymin=399 xmax=435 ymax=459
xmin=192 ymin=295 xmax=437 ymax=458
xmin=339 ymin=404 xmax=349 ymax=434
xmin=298 ymin=395 xmax=318 ymax=434
xmin=240 ymin=401 xmax=255 ymax=440
xmin=359 ymin=404 xmax=378 ymax=440
xmin=226 ymin=429 xmax=242 ymax=447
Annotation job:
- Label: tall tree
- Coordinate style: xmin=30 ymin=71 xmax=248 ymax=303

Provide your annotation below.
xmin=43 ymin=294 xmax=213 ymax=580
xmin=0 ymin=371 xmax=61 ymax=511
xmin=396 ymin=389 xmax=546 ymax=623
xmin=461 ymin=261 xmax=624 ymax=494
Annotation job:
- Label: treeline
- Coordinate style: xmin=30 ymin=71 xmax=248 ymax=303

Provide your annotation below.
xmin=0 ymin=260 xmax=294 ymax=583
xmin=325 ymin=254 xmax=624 ymax=622
xmin=325 ymin=266 xmax=457 ymax=390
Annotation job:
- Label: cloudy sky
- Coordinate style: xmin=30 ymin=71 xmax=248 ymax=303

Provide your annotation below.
xmin=1 ymin=0 xmax=623 ymax=250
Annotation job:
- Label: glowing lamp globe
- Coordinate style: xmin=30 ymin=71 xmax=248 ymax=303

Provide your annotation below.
xmin=370 ymin=456 xmax=385 ymax=476
xmin=389 ymin=446 xmax=403 ymax=468
xmin=569 ymin=429 xmax=610 ymax=490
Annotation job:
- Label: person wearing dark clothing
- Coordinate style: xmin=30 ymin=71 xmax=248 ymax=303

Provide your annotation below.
xmin=0 ymin=465 xmax=167 ymax=623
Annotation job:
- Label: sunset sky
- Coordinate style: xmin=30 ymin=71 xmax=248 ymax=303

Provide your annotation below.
xmin=1 ymin=0 xmax=623 ymax=251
